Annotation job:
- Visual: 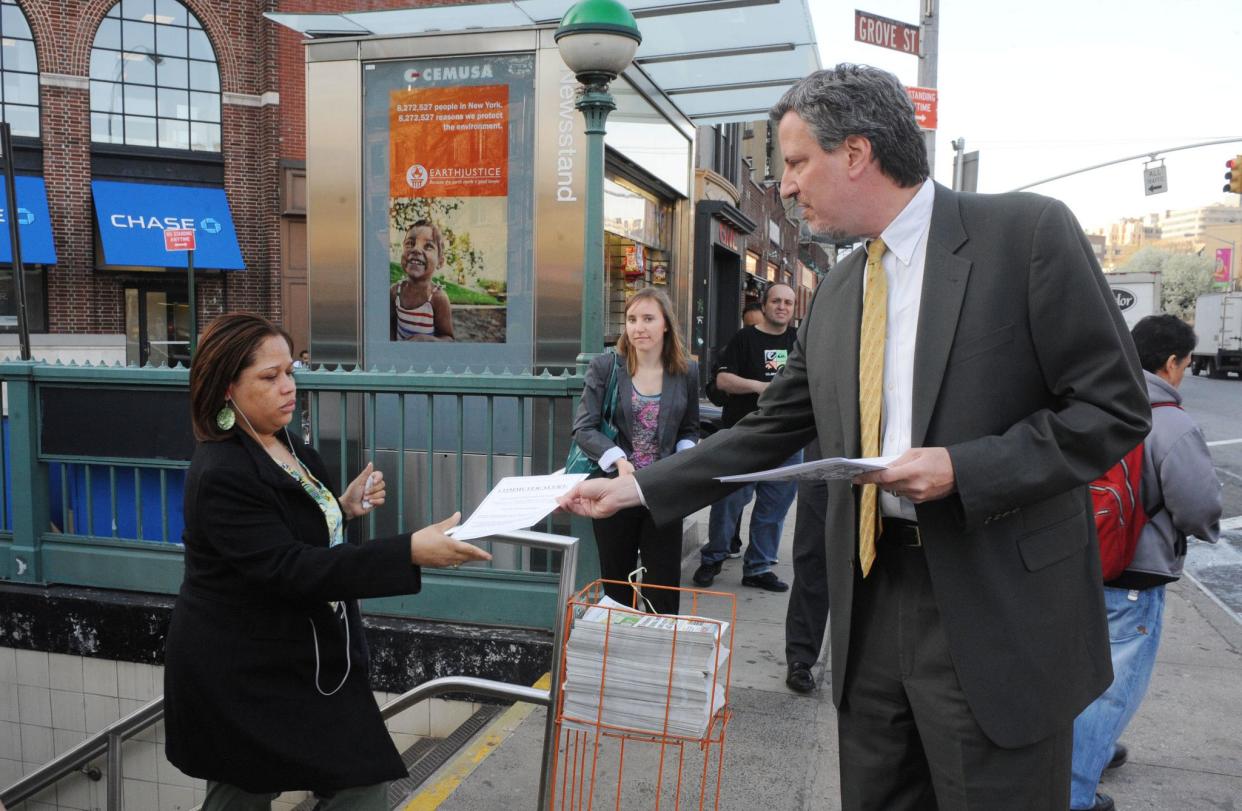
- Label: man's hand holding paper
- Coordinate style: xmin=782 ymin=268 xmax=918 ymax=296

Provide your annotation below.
xmin=852 ymin=446 xmax=957 ymax=504
xmin=557 ymin=476 xmax=642 ymax=519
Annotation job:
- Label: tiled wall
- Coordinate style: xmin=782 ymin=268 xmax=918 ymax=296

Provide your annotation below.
xmin=0 ymin=647 xmax=476 ymax=811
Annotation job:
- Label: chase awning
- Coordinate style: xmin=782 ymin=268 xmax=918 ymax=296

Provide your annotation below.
xmin=91 ymin=180 xmax=244 ymax=270
xmin=266 ymin=0 xmax=820 ymax=125
xmin=0 ymin=176 xmax=57 ymax=265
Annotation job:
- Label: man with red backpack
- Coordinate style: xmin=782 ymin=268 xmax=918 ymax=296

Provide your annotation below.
xmin=1070 ymin=314 xmax=1222 ymax=811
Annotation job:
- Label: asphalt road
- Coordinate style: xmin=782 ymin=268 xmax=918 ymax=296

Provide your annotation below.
xmin=1178 ymin=372 xmax=1242 ymax=621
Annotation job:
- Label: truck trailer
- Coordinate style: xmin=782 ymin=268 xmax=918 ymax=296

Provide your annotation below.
xmin=1191 ymin=292 xmax=1242 ymax=378
xmin=1105 ymin=271 xmax=1162 ymax=331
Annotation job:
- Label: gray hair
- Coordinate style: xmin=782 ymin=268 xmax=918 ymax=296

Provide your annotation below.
xmin=770 ymin=64 xmax=928 ymax=188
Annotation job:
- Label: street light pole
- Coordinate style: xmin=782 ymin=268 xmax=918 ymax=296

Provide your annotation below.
xmin=555 ymin=0 xmax=641 ymax=376
xmin=574 ymin=81 xmax=615 ymax=374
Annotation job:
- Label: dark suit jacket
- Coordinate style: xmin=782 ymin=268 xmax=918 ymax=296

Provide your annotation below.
xmin=635 ymin=185 xmax=1150 ymax=748
xmin=164 ymin=431 xmax=421 ymax=793
xmin=573 ymin=351 xmax=699 ymax=467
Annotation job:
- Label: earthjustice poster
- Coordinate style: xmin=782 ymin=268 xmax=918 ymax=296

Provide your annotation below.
xmin=388 ymin=75 xmax=511 ymax=343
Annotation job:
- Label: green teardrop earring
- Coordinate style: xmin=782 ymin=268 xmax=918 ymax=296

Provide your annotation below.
xmin=216 ymin=401 xmax=236 ymax=431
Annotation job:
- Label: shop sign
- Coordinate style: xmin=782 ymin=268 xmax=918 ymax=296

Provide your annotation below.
xmin=715 ymin=220 xmax=739 ymax=252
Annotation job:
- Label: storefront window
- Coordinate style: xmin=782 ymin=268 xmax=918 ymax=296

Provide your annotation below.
xmin=603 ymin=175 xmax=674 ymax=341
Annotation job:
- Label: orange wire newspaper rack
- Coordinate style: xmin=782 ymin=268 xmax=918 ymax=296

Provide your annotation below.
xmin=548 ymin=579 xmax=737 ymax=811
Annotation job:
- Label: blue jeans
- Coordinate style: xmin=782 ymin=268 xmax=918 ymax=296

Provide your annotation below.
xmin=1069 ymin=584 xmax=1166 ymax=809
xmin=704 ymin=452 xmax=801 ymax=577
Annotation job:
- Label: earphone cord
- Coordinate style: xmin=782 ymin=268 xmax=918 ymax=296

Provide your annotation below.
xmin=308 ymin=606 xmax=352 ymax=697
xmin=232 ymin=405 xmax=346 ymax=694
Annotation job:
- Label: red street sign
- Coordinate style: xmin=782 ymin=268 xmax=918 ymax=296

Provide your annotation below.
xmin=164 ymin=228 xmax=196 ymax=252
xmin=906 ymin=86 xmax=938 ymax=130
xmin=855 ymin=10 xmax=920 ymax=56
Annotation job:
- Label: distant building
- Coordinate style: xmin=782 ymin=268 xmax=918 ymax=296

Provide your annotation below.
xmin=1156 ymin=203 xmax=1242 ymax=240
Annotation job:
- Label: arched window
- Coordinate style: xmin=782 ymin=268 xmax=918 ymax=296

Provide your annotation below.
xmin=89 ymin=0 xmax=221 ymax=152
xmin=0 ymin=0 xmax=40 ymax=137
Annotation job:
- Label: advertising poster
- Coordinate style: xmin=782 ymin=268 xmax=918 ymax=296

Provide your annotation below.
xmin=1215 ymin=247 xmax=1233 ymax=287
xmin=388 ymin=81 xmax=511 ymax=343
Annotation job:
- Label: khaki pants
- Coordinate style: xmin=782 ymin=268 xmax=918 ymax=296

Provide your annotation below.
xmin=202 ymin=780 xmax=388 ymax=811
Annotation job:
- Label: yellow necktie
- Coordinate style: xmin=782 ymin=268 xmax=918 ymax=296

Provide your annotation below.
xmin=858 ymin=238 xmax=887 ymax=577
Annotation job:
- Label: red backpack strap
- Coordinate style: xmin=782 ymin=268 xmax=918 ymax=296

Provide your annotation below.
xmin=1151 ymin=401 xmax=1182 ymax=410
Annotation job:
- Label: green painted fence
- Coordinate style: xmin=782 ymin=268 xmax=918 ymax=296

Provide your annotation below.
xmin=0 ymin=360 xmax=597 ymax=629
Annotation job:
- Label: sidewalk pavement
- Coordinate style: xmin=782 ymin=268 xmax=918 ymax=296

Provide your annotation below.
xmin=423 ymin=503 xmax=1242 ymax=810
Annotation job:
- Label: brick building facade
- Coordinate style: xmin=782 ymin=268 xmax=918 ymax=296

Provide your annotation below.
xmin=3 ymin=0 xmax=462 ymax=363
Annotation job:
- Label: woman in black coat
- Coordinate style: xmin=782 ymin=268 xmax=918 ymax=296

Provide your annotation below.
xmin=571 ymin=288 xmax=698 ymax=614
xmin=164 ymin=313 xmax=489 ymax=810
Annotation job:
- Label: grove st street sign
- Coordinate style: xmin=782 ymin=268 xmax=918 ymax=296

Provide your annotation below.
xmin=854 ymin=10 xmax=920 ymax=56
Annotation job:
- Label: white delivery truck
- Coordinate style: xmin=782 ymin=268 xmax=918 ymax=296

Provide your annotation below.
xmin=1105 ymin=271 xmax=1162 ymax=331
xmin=1191 ymin=291 xmax=1242 ymax=378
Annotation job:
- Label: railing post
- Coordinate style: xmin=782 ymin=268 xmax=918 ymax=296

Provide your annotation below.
xmin=6 ymin=361 xmax=49 ymax=583
xmin=106 ymin=731 xmax=123 ymax=811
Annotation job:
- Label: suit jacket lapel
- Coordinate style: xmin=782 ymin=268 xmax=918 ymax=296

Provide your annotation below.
xmin=912 ymin=184 xmax=972 ymax=447
xmin=830 ymin=250 xmax=866 ymax=456
xmin=656 ymin=369 xmax=677 ymax=453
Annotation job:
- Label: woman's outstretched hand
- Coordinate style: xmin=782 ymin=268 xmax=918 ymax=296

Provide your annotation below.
xmin=410 ymin=513 xmax=493 ymax=568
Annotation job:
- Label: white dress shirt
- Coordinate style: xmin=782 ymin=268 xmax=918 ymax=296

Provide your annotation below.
xmin=865 ymin=179 xmax=934 ymax=520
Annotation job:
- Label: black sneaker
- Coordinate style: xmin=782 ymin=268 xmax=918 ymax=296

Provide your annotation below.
xmin=692 ymin=561 xmax=722 ymax=587
xmin=741 ymin=572 xmax=789 ymax=592
xmin=1106 ymin=743 xmax=1127 ymax=770
xmin=726 ymin=536 xmax=742 ymax=559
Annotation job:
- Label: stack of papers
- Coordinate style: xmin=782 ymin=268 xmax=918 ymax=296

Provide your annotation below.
xmin=562 ymin=597 xmax=730 ymax=739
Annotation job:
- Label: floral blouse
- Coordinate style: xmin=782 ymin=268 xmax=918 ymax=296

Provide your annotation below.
xmin=629 ymin=389 xmax=661 ymax=469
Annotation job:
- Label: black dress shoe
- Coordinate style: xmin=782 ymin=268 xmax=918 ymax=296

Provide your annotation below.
xmin=741 ymin=572 xmax=789 ymax=592
xmin=1106 ymin=743 xmax=1127 ymax=770
xmin=786 ymin=663 xmax=815 ymax=694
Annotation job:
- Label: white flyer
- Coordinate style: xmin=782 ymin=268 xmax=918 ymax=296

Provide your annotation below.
xmin=447 ymin=473 xmax=589 ymax=541
xmin=716 ymin=455 xmax=898 ymax=483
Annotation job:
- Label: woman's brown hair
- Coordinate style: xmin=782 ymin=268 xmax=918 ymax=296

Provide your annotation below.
xmin=189 ymin=313 xmax=293 ymax=442
xmin=614 ymin=287 xmax=690 ymax=377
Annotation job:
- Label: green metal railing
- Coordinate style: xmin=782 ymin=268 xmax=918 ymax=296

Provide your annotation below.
xmin=0 ymin=360 xmax=596 ymax=629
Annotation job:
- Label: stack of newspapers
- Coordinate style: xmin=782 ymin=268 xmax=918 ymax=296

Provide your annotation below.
xmin=562 ymin=596 xmax=730 ymax=739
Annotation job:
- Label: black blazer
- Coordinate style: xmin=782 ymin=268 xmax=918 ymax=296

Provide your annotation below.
xmin=164 ymin=431 xmax=421 ymax=794
xmin=572 ymin=351 xmax=699 ymax=467
xmin=635 ymin=186 xmax=1150 ymax=748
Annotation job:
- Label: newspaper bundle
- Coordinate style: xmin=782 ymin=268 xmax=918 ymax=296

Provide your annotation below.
xmin=562 ymin=596 xmax=730 ymax=739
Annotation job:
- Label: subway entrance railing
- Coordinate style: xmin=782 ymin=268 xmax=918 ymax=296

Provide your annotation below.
xmin=0 ymin=359 xmax=596 ymax=629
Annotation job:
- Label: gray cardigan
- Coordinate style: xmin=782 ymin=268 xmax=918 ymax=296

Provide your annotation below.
xmin=572 ymin=351 xmax=699 ymax=471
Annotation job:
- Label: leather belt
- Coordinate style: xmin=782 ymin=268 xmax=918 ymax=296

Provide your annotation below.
xmin=881 ymin=517 xmax=922 ymax=547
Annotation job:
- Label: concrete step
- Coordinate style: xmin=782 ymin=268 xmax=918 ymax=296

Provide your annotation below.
xmin=287 ymin=704 xmax=502 ymax=811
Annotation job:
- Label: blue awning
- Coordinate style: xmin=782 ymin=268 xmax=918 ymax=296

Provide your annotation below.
xmin=0 ymin=176 xmax=58 ymax=265
xmin=91 ymin=180 xmax=244 ymax=270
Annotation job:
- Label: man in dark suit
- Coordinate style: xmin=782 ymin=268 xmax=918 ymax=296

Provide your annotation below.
xmin=561 ymin=64 xmax=1150 ymax=808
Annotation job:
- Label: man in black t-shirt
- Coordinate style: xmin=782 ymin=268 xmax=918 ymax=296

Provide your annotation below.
xmin=693 ymin=284 xmax=802 ymax=592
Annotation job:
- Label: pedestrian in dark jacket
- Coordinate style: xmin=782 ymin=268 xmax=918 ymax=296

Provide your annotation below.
xmin=1070 ymin=314 xmax=1222 ymax=811
xmin=164 ymin=313 xmax=489 ymax=810
xmin=572 ymin=288 xmax=698 ymax=614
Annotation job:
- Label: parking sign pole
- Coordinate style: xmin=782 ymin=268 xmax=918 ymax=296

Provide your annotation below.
xmin=0 ymin=122 xmax=31 ymax=360
xmin=187 ymin=247 xmax=197 ymax=358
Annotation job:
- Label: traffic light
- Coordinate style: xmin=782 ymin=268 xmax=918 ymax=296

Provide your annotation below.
xmin=1226 ymin=155 xmax=1242 ymax=194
